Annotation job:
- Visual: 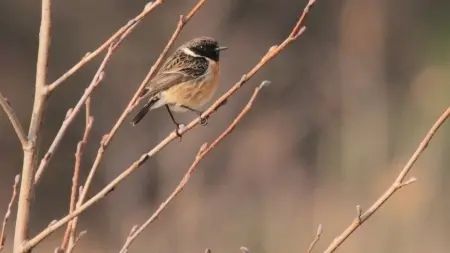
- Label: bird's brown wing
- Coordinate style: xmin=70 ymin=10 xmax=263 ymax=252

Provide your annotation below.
xmin=138 ymin=69 xmax=191 ymax=99
xmin=138 ymin=49 xmax=209 ymax=99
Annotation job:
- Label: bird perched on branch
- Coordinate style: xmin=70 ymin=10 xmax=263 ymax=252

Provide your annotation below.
xmin=131 ymin=37 xmax=227 ymax=133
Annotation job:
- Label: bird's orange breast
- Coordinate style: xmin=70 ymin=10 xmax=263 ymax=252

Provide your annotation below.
xmin=164 ymin=61 xmax=220 ymax=110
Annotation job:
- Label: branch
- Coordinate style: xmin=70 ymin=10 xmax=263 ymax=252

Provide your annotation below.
xmin=34 ymin=42 xmax=113 ymax=184
xmin=59 ymin=99 xmax=93 ymax=252
xmin=76 ymin=0 xmax=208 ymax=220
xmin=66 ymin=231 xmax=86 ymax=253
xmin=22 ymin=0 xmax=315 ymax=249
xmin=119 ymin=80 xmax=270 ymax=253
xmin=46 ymin=0 xmax=163 ymax=92
xmin=14 ymin=0 xmax=51 ymax=252
xmin=307 ymin=224 xmax=322 ymax=253
xmin=0 ymin=175 xmax=20 ymax=252
xmin=323 ymin=106 xmax=450 ymax=253
xmin=21 ymin=0 xmax=208 ymax=251
xmin=0 ymin=92 xmax=27 ymax=147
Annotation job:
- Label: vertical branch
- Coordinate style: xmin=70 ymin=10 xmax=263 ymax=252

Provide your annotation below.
xmin=14 ymin=0 xmax=51 ymax=252
xmin=59 ymin=99 xmax=93 ymax=252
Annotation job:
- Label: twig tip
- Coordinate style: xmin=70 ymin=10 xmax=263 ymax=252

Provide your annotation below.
xmin=356 ymin=205 xmax=362 ymax=221
xmin=79 ymin=230 xmax=87 ymax=237
xmin=260 ymin=80 xmax=271 ymax=88
xmin=144 ymin=2 xmax=154 ymax=11
xmin=200 ymin=143 xmax=208 ymax=151
xmin=317 ymin=223 xmax=323 ymax=235
xmin=14 ymin=174 xmax=21 ymax=184
xmin=240 ymin=246 xmax=250 ymax=253
xmin=129 ymin=225 xmax=139 ymax=235
xmin=98 ymin=71 xmax=105 ymax=81
xmin=66 ymin=108 xmax=74 ymax=119
xmin=399 ymin=177 xmax=417 ymax=187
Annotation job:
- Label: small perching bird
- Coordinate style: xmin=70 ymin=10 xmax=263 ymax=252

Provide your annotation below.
xmin=131 ymin=37 xmax=227 ymax=131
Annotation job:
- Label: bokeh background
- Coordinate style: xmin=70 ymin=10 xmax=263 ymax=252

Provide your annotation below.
xmin=1 ymin=0 xmax=450 ymax=252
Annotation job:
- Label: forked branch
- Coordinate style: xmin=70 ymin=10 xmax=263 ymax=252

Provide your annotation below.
xmin=34 ymin=43 xmax=113 ymax=184
xmin=119 ymin=80 xmax=270 ymax=253
xmin=59 ymin=98 xmax=93 ymax=252
xmin=73 ymin=0 xmax=208 ymax=223
xmin=322 ymin=106 xmax=450 ymax=253
xmin=46 ymin=0 xmax=164 ymax=92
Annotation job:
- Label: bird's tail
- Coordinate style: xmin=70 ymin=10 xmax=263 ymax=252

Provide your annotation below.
xmin=131 ymin=98 xmax=159 ymax=126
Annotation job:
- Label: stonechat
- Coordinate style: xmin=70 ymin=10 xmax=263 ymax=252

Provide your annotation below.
xmin=131 ymin=37 xmax=227 ymax=131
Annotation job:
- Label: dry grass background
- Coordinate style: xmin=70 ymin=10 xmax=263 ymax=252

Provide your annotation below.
xmin=1 ymin=0 xmax=450 ymax=252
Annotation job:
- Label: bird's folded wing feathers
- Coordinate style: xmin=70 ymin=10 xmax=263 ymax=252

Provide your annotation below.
xmin=139 ymin=70 xmax=190 ymax=99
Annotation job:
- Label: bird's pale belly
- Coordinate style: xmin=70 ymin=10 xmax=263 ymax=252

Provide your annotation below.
xmin=164 ymin=64 xmax=220 ymax=112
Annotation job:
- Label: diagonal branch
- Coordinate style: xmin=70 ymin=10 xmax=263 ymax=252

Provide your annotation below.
xmin=322 ymin=106 xmax=450 ymax=253
xmin=0 ymin=92 xmax=27 ymax=147
xmin=119 ymin=80 xmax=270 ymax=253
xmin=46 ymin=0 xmax=163 ymax=92
xmin=34 ymin=42 xmax=114 ymax=184
xmin=34 ymin=0 xmax=167 ymax=183
xmin=0 ymin=175 xmax=20 ymax=252
xmin=307 ymin=224 xmax=322 ymax=253
xmin=76 ymin=0 xmax=208 ymax=216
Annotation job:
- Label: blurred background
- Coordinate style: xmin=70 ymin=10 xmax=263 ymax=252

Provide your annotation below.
xmin=1 ymin=0 xmax=450 ymax=252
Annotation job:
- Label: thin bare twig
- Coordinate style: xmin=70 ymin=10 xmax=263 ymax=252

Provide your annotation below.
xmin=77 ymin=0 xmax=208 ymax=218
xmin=307 ymin=224 xmax=322 ymax=253
xmin=22 ymin=1 xmax=315 ymax=249
xmin=0 ymin=175 xmax=20 ymax=252
xmin=34 ymin=42 xmax=113 ymax=184
xmin=46 ymin=0 xmax=163 ymax=92
xmin=323 ymin=106 xmax=450 ymax=253
xmin=60 ymin=99 xmax=93 ymax=252
xmin=0 ymin=93 xmax=27 ymax=147
xmin=66 ymin=231 xmax=86 ymax=253
xmin=119 ymin=80 xmax=270 ymax=253
xmin=14 ymin=0 xmax=51 ymax=252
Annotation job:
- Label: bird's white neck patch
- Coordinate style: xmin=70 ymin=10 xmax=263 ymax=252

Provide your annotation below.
xmin=182 ymin=47 xmax=202 ymax=58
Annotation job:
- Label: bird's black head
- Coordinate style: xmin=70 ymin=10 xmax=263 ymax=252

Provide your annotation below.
xmin=184 ymin=37 xmax=227 ymax=61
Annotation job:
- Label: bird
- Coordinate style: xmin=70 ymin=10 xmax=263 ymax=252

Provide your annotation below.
xmin=131 ymin=37 xmax=227 ymax=133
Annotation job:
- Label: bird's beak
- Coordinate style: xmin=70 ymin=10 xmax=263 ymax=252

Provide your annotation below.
xmin=216 ymin=46 xmax=228 ymax=52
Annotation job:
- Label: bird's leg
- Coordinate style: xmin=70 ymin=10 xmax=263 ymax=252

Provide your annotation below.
xmin=165 ymin=105 xmax=182 ymax=138
xmin=180 ymin=105 xmax=208 ymax=126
